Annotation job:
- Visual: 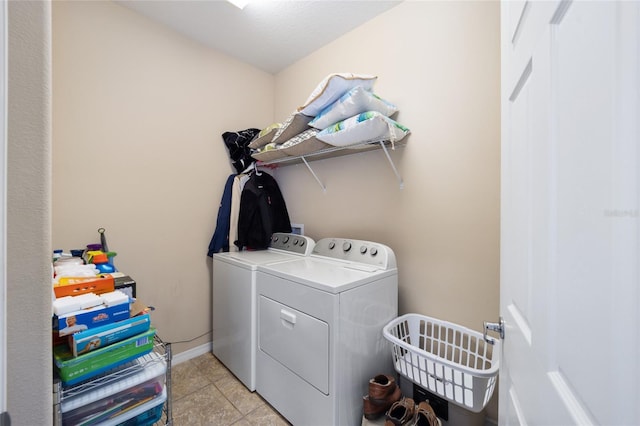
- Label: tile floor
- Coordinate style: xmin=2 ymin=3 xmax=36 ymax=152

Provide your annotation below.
xmin=170 ymin=352 xmax=291 ymax=426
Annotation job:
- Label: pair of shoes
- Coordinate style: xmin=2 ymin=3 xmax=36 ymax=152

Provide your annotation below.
xmin=384 ymin=397 xmax=415 ymax=425
xmin=411 ymin=400 xmax=441 ymax=426
xmin=362 ymin=374 xmax=402 ymax=420
xmin=383 ymin=398 xmax=440 ymax=426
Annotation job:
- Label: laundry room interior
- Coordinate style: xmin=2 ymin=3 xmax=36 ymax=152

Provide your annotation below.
xmin=7 ymin=0 xmax=500 ymax=425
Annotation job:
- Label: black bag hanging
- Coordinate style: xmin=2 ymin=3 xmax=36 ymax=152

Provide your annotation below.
xmin=222 ymin=128 xmax=260 ymax=174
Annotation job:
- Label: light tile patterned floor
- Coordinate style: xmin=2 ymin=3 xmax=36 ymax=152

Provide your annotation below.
xmin=170 ymin=352 xmax=291 ymax=426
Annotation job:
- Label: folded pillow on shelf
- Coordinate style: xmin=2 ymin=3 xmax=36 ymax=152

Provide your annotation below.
xmin=298 ymin=73 xmax=377 ymax=117
xmin=316 ymin=111 xmax=410 ymax=148
xmin=249 ymin=123 xmax=282 ymax=149
xmin=309 ymin=86 xmax=398 ymax=130
xmin=280 ymin=128 xmax=332 ymax=156
xmin=271 ymin=112 xmax=313 ymax=145
xmin=251 ymin=142 xmax=289 ymax=162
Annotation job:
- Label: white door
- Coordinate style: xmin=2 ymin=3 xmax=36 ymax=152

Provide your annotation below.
xmin=500 ymin=1 xmax=639 ymax=425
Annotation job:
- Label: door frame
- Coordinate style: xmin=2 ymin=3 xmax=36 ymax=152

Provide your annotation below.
xmin=0 ymin=0 xmax=7 ymax=418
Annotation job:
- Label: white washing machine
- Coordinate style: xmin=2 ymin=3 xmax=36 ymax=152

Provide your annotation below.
xmin=212 ymin=232 xmax=315 ymax=391
xmin=255 ymin=237 xmax=398 ymax=425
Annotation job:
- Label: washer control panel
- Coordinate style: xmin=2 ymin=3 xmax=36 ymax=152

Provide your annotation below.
xmin=313 ymin=238 xmax=397 ymax=269
xmin=270 ymin=233 xmax=315 ymax=255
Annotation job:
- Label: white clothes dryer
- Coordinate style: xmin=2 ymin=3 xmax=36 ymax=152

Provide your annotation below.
xmin=212 ymin=232 xmax=315 ymax=391
xmin=255 ymin=237 xmax=398 ymax=425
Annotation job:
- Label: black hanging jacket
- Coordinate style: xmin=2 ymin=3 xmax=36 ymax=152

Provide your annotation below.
xmin=236 ymin=171 xmax=291 ymax=250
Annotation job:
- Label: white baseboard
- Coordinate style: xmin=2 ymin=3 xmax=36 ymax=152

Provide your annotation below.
xmin=171 ymin=341 xmax=212 ymax=366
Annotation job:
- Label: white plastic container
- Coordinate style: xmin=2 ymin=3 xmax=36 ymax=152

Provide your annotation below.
xmin=383 ymin=314 xmax=500 ymax=413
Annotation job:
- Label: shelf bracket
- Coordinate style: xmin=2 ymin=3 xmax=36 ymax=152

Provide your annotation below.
xmin=301 ymin=156 xmax=327 ymax=192
xmin=379 ymin=141 xmax=404 ymax=189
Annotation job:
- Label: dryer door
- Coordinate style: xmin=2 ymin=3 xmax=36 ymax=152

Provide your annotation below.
xmin=259 ymin=295 xmax=329 ymax=394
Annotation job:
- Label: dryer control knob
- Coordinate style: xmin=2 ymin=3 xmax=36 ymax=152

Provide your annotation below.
xmin=370 ymin=247 xmax=378 ymax=256
xmin=272 ymin=235 xmax=279 ymax=242
xmin=360 ymin=246 xmax=368 ymax=254
xmin=299 ymin=240 xmax=305 ymax=247
xmin=283 ymin=236 xmax=290 ymax=243
xmin=328 ymin=242 xmax=336 ymax=249
xmin=343 ymin=242 xmax=352 ymax=252
xmin=293 ymin=239 xmax=299 ymax=245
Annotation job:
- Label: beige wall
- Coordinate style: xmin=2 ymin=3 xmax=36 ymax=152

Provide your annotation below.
xmin=52 ymin=1 xmax=274 ymax=354
xmin=275 ymin=1 xmax=500 ymax=329
xmin=7 ymin=1 xmax=52 ymax=423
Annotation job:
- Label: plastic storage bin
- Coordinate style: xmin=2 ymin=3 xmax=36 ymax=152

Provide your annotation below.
xmin=100 ymin=386 xmax=166 ymax=426
xmin=60 ymin=351 xmax=166 ymax=425
xmin=383 ymin=314 xmax=500 ymax=412
xmin=118 ymin=389 xmax=166 ymax=426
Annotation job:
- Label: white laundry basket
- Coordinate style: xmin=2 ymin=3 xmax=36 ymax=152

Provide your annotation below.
xmin=383 ymin=314 xmax=500 ymax=413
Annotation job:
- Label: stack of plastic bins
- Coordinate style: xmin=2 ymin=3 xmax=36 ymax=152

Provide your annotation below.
xmin=59 ymin=350 xmax=167 ymax=426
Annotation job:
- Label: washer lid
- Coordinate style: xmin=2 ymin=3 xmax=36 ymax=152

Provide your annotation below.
xmin=213 ymin=250 xmax=299 ymax=268
xmin=258 ymin=257 xmax=397 ymax=293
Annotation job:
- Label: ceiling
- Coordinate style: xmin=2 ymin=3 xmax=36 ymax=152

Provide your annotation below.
xmin=116 ymin=0 xmax=403 ymax=74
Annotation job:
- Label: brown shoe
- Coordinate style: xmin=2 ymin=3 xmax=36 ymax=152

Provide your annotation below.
xmin=384 ymin=397 xmax=415 ymax=425
xmin=412 ymin=401 xmax=440 ymax=426
xmin=363 ymin=385 xmax=402 ymax=420
xmin=368 ymin=374 xmax=397 ymax=403
xmin=363 ymin=395 xmax=387 ymax=420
